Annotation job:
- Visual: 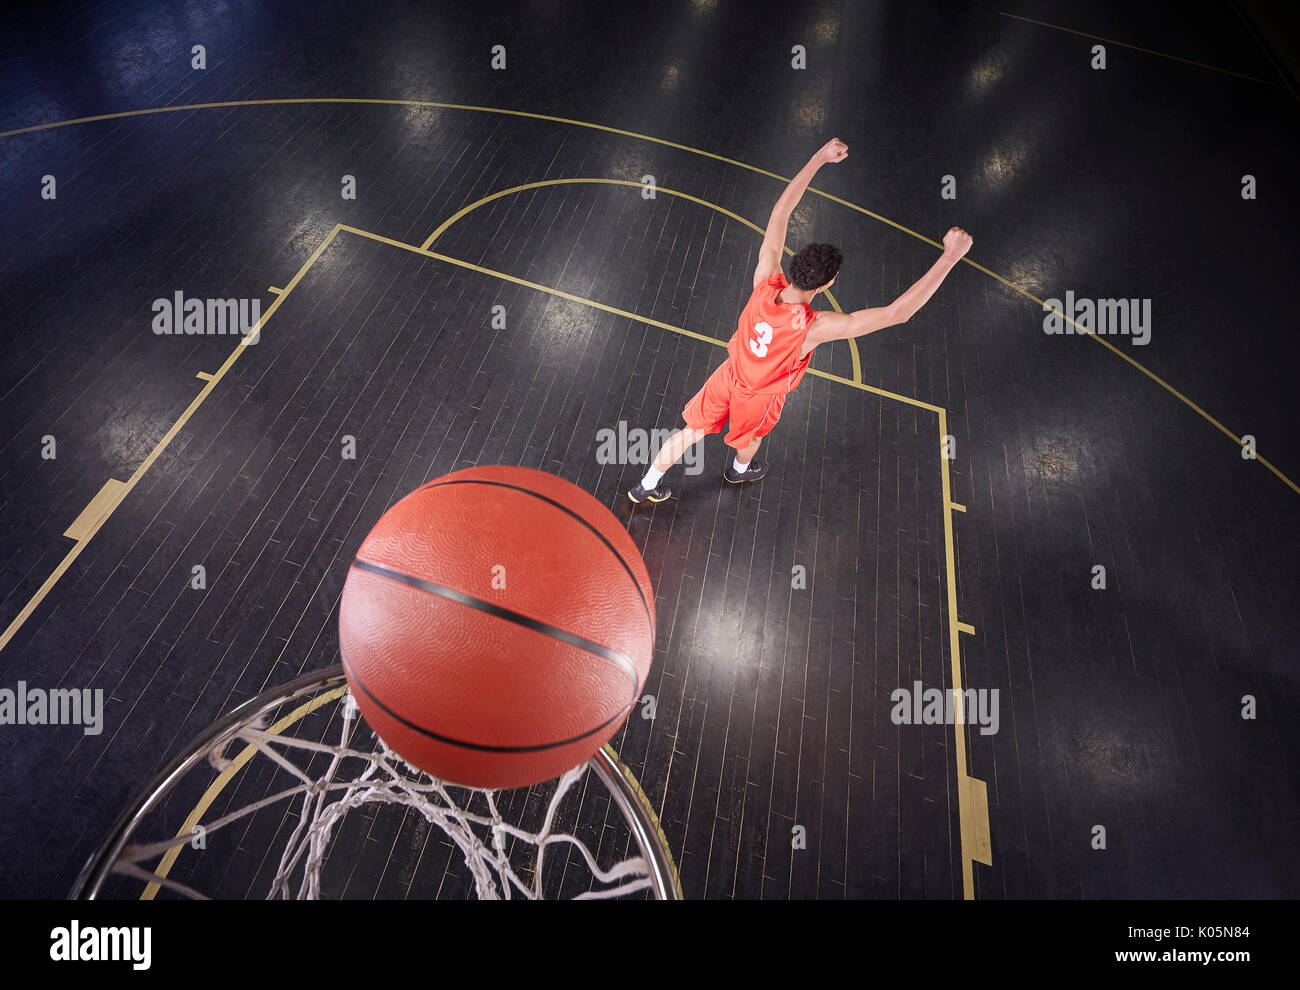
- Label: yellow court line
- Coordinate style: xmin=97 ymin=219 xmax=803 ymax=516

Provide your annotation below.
xmin=999 ymin=11 xmax=1288 ymax=87
xmin=0 ymin=225 xmax=342 ymax=655
xmin=63 ymin=479 xmax=127 ymax=541
xmin=958 ymin=622 xmax=977 ymax=635
xmin=809 ymin=368 xmax=943 ymax=413
xmin=343 ymin=224 xmax=934 ymax=414
xmin=966 ymin=776 xmax=993 ymax=867
xmin=0 ymin=97 xmax=1289 ymax=495
xmin=938 ymin=408 xmax=987 ymax=897
xmin=268 ymin=286 xmax=284 ymax=295
xmin=195 ymin=371 xmax=214 ymax=381
xmin=419 ymin=177 xmax=862 ymax=385
xmin=950 ymin=501 xmax=967 ymax=513
xmin=1036 ymin=304 xmax=1299 ymax=496
xmin=1229 ymin=2 xmax=1300 ymax=107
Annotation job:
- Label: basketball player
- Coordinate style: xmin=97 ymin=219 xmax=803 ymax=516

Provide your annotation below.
xmin=628 ymin=137 xmax=973 ymax=504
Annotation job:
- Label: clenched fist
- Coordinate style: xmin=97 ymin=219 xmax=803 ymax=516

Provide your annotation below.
xmin=943 ymin=226 xmax=973 ymax=259
xmin=818 ymin=138 xmax=848 ymax=164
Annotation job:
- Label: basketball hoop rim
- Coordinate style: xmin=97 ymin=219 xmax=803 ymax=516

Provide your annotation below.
xmin=71 ymin=664 xmax=682 ymax=900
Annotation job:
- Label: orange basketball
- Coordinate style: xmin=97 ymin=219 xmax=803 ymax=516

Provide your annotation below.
xmin=337 ymin=465 xmax=655 ymax=789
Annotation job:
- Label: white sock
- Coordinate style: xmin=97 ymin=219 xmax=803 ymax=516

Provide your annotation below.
xmin=732 ymin=456 xmax=748 ymax=473
xmin=641 ymin=466 xmax=665 ymax=489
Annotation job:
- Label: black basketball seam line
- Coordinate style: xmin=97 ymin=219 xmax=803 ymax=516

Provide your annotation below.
xmin=414 ymin=475 xmax=653 ymax=637
xmin=340 ymin=643 xmax=635 ymax=755
xmin=350 ymin=558 xmax=640 ymax=689
xmin=416 ymin=476 xmax=651 ymax=633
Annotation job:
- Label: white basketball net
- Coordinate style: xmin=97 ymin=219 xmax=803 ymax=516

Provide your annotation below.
xmin=109 ymin=691 xmax=659 ymax=899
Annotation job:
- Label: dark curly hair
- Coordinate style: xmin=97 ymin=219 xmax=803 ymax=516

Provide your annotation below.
xmin=789 ymin=242 xmax=843 ymax=291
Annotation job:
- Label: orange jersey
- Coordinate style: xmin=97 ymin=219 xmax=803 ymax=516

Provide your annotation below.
xmin=726 ymin=273 xmax=817 ymax=395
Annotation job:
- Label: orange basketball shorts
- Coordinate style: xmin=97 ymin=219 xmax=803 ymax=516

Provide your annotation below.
xmin=682 ymin=361 xmax=788 ymax=449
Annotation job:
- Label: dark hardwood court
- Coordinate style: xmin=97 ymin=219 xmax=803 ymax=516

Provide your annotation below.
xmin=0 ymin=0 xmax=1297 ymax=902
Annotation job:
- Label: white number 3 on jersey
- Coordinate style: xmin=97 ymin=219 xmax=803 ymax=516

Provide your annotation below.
xmin=749 ymin=321 xmax=774 ymax=358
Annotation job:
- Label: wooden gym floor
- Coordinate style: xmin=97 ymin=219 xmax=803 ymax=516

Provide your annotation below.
xmin=0 ymin=0 xmax=1297 ymax=899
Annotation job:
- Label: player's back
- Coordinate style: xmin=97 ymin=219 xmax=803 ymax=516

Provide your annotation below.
xmin=727 ymin=273 xmax=817 ymax=395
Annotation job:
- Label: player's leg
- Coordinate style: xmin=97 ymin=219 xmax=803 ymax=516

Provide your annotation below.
xmin=629 ymin=364 xmax=728 ymax=504
xmin=650 ymin=426 xmax=708 ymax=474
xmin=722 ymin=394 xmax=783 ymax=484
xmin=735 ymin=435 xmax=761 ymax=467
xmin=723 ymin=434 xmax=767 ymax=483
xmin=629 ymin=425 xmax=706 ymax=503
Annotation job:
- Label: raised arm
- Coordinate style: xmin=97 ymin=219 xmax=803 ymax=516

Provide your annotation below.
xmin=752 ymin=138 xmax=849 ymax=289
xmin=802 ymin=227 xmax=974 ymax=349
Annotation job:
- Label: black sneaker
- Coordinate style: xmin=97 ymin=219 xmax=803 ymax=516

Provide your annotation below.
xmin=628 ymin=482 xmax=672 ymax=504
xmin=723 ymin=459 xmax=768 ymax=484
